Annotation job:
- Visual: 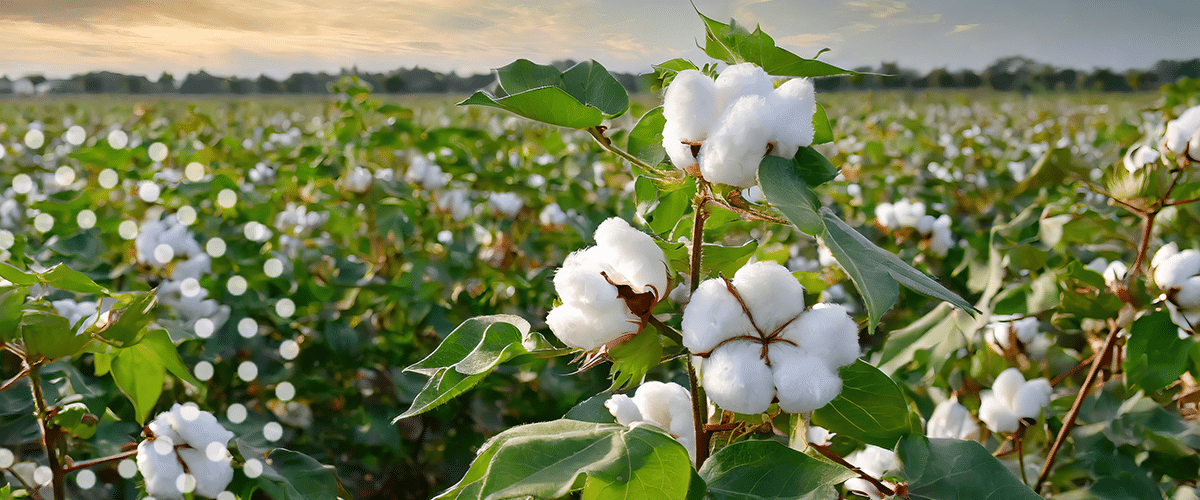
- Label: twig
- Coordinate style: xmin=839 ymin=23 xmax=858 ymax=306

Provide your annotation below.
xmin=690 ymin=193 xmax=708 ymax=294
xmin=647 ymin=315 xmax=683 ymax=347
xmin=29 ymin=364 xmax=66 ymax=500
xmin=1050 ymin=355 xmax=1095 ymax=387
xmin=811 ymin=443 xmax=902 ymax=498
xmin=586 ymin=126 xmax=659 ymax=173
xmin=62 ymin=449 xmax=139 ymax=473
xmin=686 ymin=358 xmax=709 ymax=466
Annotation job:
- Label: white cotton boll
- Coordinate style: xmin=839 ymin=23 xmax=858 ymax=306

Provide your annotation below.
xmin=177 ymin=447 xmax=233 ymax=499
xmin=663 ymin=121 xmax=700 ymax=169
xmin=147 ymin=411 xmax=183 ymax=444
xmin=593 ymin=218 xmax=669 ymax=296
xmin=1103 ymin=260 xmax=1128 ymax=287
xmin=605 ymin=394 xmax=644 ymax=426
xmin=729 ymin=261 xmax=806 ymax=329
xmin=698 ymin=95 xmax=775 ymax=188
xmin=488 ymin=192 xmax=523 ymax=218
xmin=631 ymin=381 xmax=691 ymax=431
xmin=137 ymin=438 xmax=185 ymax=500
xmin=539 ymin=203 xmax=568 ymax=226
xmin=769 ymin=345 xmax=843 ymax=413
xmin=172 ymin=254 xmax=211 ymax=282
xmin=1011 ymin=378 xmax=1052 ymax=420
xmin=1189 ymin=127 xmax=1200 ymax=160
xmin=714 ymin=63 xmax=774 ymax=111
xmin=1164 ymin=105 xmax=1200 ymax=156
xmin=874 ymin=203 xmax=898 ymax=229
xmin=703 ymin=340 xmax=776 ymax=414
xmin=164 ymin=404 xmax=235 ymax=450
xmin=978 ymin=391 xmax=1020 ymax=433
xmin=546 ymin=300 xmax=637 ymax=350
xmin=662 ymin=70 xmax=720 ymax=143
xmin=783 ymin=303 xmax=859 ymax=368
xmin=916 ymin=215 xmax=937 ymax=236
xmin=930 ymin=225 xmax=955 ymax=256
xmin=1167 ymin=301 xmax=1200 ymax=332
xmin=1124 ymin=145 xmax=1160 ymax=174
xmin=892 ymin=199 xmax=926 ymax=228
xmin=768 ymin=78 xmax=816 ymax=158
xmin=806 ymin=426 xmax=835 ymax=446
xmin=1155 ymin=249 xmax=1200 ymax=290
xmin=992 ymin=368 xmax=1026 ymax=408
xmin=845 ymin=446 xmax=898 ymax=499
xmin=682 ymin=278 xmax=754 ymax=353
xmin=1153 ymin=242 xmax=1181 ymax=270
xmin=1175 ymin=277 xmax=1200 ymax=309
xmin=927 ymin=397 xmax=981 ymax=441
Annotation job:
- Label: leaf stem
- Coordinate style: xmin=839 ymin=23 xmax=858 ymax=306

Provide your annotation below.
xmin=686 ymin=358 xmax=709 ymax=467
xmin=586 ymin=126 xmax=658 ymax=173
xmin=810 ymin=443 xmax=900 ymax=498
xmin=647 ymin=315 xmax=684 ymax=347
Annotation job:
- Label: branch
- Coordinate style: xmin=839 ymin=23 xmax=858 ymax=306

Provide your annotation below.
xmin=29 ymin=364 xmax=66 ymax=500
xmin=62 ymin=450 xmax=139 ymax=473
xmin=810 ymin=443 xmax=901 ymax=498
xmin=586 ymin=126 xmax=659 ymax=173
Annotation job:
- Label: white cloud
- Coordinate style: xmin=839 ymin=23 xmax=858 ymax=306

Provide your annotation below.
xmin=951 ymin=23 xmax=980 ymax=34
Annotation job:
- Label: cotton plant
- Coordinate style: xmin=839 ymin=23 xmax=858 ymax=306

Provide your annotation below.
xmin=926 ymin=397 xmax=982 ymax=441
xmin=487 ymin=192 xmax=524 ymax=219
xmin=978 ymin=368 xmax=1053 ymax=434
xmin=1162 ymin=104 xmax=1200 ymax=163
xmin=137 ymin=404 xmax=235 ymax=499
xmin=1152 ymin=242 xmax=1200 ymax=331
xmin=605 ymin=381 xmax=697 ymax=463
xmin=682 ymin=261 xmax=859 ymax=414
xmin=875 ymin=199 xmax=955 ymax=256
xmin=843 ymin=445 xmax=898 ymax=500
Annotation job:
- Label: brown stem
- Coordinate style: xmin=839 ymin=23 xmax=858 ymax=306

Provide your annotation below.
xmin=1166 ymin=195 xmax=1200 ymax=206
xmin=62 ymin=450 xmax=139 ymax=473
xmin=1125 ymin=210 xmax=1157 ymax=285
xmin=690 ymin=193 xmax=708 ymax=294
xmin=1034 ymin=319 xmax=1122 ymax=493
xmin=586 ymin=126 xmax=659 ymax=173
xmin=811 ymin=444 xmax=900 ymax=498
xmin=29 ymin=364 xmax=65 ymax=500
xmin=686 ymin=358 xmax=710 ymax=467
xmin=1050 ymin=355 xmax=1095 ymax=387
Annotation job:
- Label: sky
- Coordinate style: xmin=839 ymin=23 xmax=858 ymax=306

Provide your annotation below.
xmin=2 ymin=0 xmax=1197 ymax=80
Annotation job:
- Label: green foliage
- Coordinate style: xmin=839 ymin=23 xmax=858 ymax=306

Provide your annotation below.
xmin=698 ymin=440 xmax=854 ymax=500
xmin=695 ymin=10 xmax=856 ymax=78
xmin=895 ymin=435 xmax=1040 ymax=499
xmin=460 ymin=59 xmax=629 ymax=129
xmin=812 ymin=361 xmax=916 ymax=449
xmin=1124 ymin=310 xmax=1194 ymax=393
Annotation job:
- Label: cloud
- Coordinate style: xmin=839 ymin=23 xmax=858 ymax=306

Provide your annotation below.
xmin=890 ymin=13 xmax=941 ymax=25
xmin=951 ymin=23 xmax=980 ymax=34
xmin=843 ymin=0 xmax=908 ymax=19
xmin=777 ymin=32 xmax=846 ymax=50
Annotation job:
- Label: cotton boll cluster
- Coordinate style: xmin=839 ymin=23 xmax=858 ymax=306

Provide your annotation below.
xmin=682 ymin=261 xmax=859 ymax=414
xmin=1152 ymin=242 xmax=1200 ymax=331
xmin=926 ymin=397 xmax=982 ymax=441
xmin=1085 ymin=257 xmax=1128 ymax=287
xmin=273 ymin=203 xmax=329 ymax=237
xmin=487 ymin=192 xmax=523 ymax=219
xmin=984 ymin=315 xmax=1041 ymax=351
xmin=978 ymin=368 xmax=1052 ymax=433
xmin=136 ymin=215 xmax=204 ymax=267
xmin=157 ymin=255 xmax=231 ymax=335
xmin=1162 ymin=105 xmax=1200 ymax=162
xmin=405 ymin=154 xmax=450 ymax=190
xmin=604 ymin=381 xmax=696 ymax=463
xmin=342 ymin=166 xmax=373 ymax=193
xmin=248 ymin=162 xmax=276 ymax=185
xmin=538 ymin=202 xmax=569 ymax=226
xmin=137 ymin=403 xmax=235 ymax=499
xmin=546 ymin=218 xmax=669 ymax=350
xmin=875 ymin=199 xmax=955 ymax=256
xmin=436 ymin=189 xmax=472 ymax=221
xmin=661 ymin=64 xmax=816 ymax=188
xmin=843 ymin=445 xmax=898 ymax=500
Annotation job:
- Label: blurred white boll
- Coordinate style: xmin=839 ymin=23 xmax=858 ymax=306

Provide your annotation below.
xmin=682 ymin=261 xmax=859 ymax=414
xmin=977 ymin=368 xmax=1053 ymax=433
xmin=137 ymin=404 xmax=234 ymax=499
xmin=488 ymin=192 xmax=523 ymax=219
xmin=926 ymin=397 xmax=981 ymax=441
xmin=1163 ymin=105 xmax=1200 ymax=160
xmin=928 ymin=214 xmax=954 ymax=256
xmin=1153 ymin=244 xmax=1200 ymax=331
xmin=844 ymin=445 xmax=898 ymax=500
xmin=342 ymin=166 xmax=373 ymax=193
xmin=605 ymin=381 xmax=696 ymax=462
xmin=406 ymin=155 xmax=450 ymax=190
xmin=546 ymin=218 xmax=669 ymax=350
xmin=985 ymin=315 xmax=1040 ymax=351
xmin=874 ymin=202 xmax=899 ymax=230
xmin=437 ymin=189 xmax=472 ymax=221
xmin=248 ymin=162 xmax=276 ymax=184
xmin=538 ymin=202 xmax=568 ymax=226
xmin=135 ymin=215 xmax=204 ymax=267
xmin=891 ymin=198 xmax=926 ymax=228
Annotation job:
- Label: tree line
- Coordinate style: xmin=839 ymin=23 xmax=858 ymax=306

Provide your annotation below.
xmin=2 ymin=57 xmax=1198 ymax=96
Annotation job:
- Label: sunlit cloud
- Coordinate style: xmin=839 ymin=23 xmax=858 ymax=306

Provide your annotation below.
xmin=842 ymin=0 xmax=908 ymax=19
xmin=951 ymin=23 xmax=980 ymax=34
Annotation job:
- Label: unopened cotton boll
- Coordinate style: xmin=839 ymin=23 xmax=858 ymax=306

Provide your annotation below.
xmin=697 ymin=95 xmax=776 ymax=188
xmin=927 ymin=397 xmax=981 ymax=441
xmin=1164 ymin=105 xmax=1200 ymax=158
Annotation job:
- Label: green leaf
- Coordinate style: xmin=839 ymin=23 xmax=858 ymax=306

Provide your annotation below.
xmin=459 ymin=59 xmax=628 ymax=129
xmin=698 ymin=440 xmax=854 ymax=500
xmin=819 ymin=208 xmax=975 ymax=329
xmin=0 ymin=263 xmax=38 ymax=286
xmin=812 ymin=360 xmax=914 ymax=449
xmin=50 ymin=402 xmax=97 ymax=439
xmin=110 ymin=347 xmax=165 ymax=425
xmin=1124 ymin=310 xmax=1192 ymax=393
xmin=895 ymin=435 xmax=1041 ymax=500
xmin=435 ymin=420 xmax=691 ymax=500
xmin=607 ymin=327 xmax=662 ymax=391
xmin=21 ymin=311 xmax=91 ymax=360
xmin=702 ymin=240 xmax=759 ymax=277
xmin=759 ymin=156 xmax=823 ymax=234
xmin=812 ymin=104 xmax=833 ymax=145
xmin=39 ymin=264 xmax=109 ymax=296
xmin=237 ymin=439 xmax=351 ymax=500
xmin=790 ymin=147 xmax=839 ymax=187
xmin=651 ymin=59 xmax=700 ymax=92
xmin=0 ymin=286 xmax=28 ymax=343
xmin=877 ymin=304 xmax=977 ymax=375
xmin=564 ymin=394 xmax=618 ymax=424
xmin=136 ymin=328 xmax=202 ymax=387
xmin=397 ymin=315 xmax=532 ymax=419
xmin=99 ymin=290 xmax=156 ymax=347
xmin=696 ymin=10 xmax=855 ymax=78
xmin=628 ymin=106 xmax=666 ymax=167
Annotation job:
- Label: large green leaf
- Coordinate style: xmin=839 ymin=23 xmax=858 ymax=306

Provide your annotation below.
xmin=21 ymin=311 xmax=90 ymax=360
xmin=0 ymin=263 xmax=38 ymax=286
xmin=99 ymin=290 xmax=156 ymax=347
xmin=435 ymin=419 xmax=691 ymax=500
xmin=702 ymin=240 xmax=759 ymax=277
xmin=0 ymin=286 xmax=27 ymax=343
xmin=397 ymin=315 xmax=532 ymax=419
xmin=110 ymin=328 xmax=200 ymax=424
xmin=459 ymin=60 xmax=628 ymax=129
xmin=696 ymin=11 xmax=855 ymax=78
xmin=39 ymin=264 xmax=109 ymax=296
xmin=895 ymin=435 xmax=1041 ymax=500
xmin=628 ymin=106 xmax=667 ymax=167
xmin=812 ymin=360 xmax=915 ymax=449
xmin=1124 ymin=310 xmax=1192 ymax=393
xmin=237 ymin=439 xmax=350 ymax=500
xmin=698 ymin=440 xmax=854 ymax=500
xmin=758 ymin=156 xmax=823 ymax=234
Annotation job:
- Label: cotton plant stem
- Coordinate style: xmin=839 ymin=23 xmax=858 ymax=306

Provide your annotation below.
xmin=62 ymin=450 xmax=139 ymax=473
xmin=586 ymin=126 xmax=658 ymax=173
xmin=28 ymin=364 xmax=66 ymax=500
xmin=686 ymin=188 xmax=712 ymax=466
xmin=810 ymin=444 xmax=899 ymax=498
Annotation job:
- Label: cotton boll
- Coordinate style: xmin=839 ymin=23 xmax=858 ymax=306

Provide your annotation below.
xmin=1011 ymin=378 xmax=1052 ymax=420
xmin=892 ymin=199 xmax=926 ymax=228
xmin=698 ymin=95 xmax=775 ymax=188
xmin=177 ymin=447 xmax=233 ymax=498
xmin=682 ymin=278 xmax=755 ymax=353
xmin=1164 ymin=105 xmax=1200 ymax=157
xmin=663 ymin=121 xmax=700 ymax=169
xmin=845 ymin=446 xmax=898 ymax=500
xmin=172 ymin=254 xmax=212 ymax=282
xmin=874 ymin=202 xmax=898 ymax=229
xmin=769 ymin=345 xmax=842 ymax=413
xmin=978 ymin=391 xmax=1020 ymax=433
xmin=547 ymin=300 xmax=638 ymax=350
xmin=768 ymin=78 xmax=816 ymax=158
xmin=1152 ymin=242 xmax=1180 ymax=270
xmin=1175 ymin=277 xmax=1200 ymax=309
xmin=703 ymin=340 xmax=775 ymax=414
xmin=930 ymin=225 xmax=955 ymax=256
xmin=806 ymin=426 xmax=835 ymax=446
xmin=927 ymin=397 xmax=981 ymax=441
xmin=594 ymin=218 xmax=669 ymax=296
xmin=715 ymin=63 xmax=774 ymax=111
xmin=729 ymin=261 xmax=806 ymax=329
xmin=137 ymin=438 xmax=185 ymax=500
xmin=147 ymin=411 xmax=182 ymax=444
xmin=916 ymin=215 xmax=937 ymax=236
xmin=631 ymin=381 xmax=690 ymax=431
xmin=1167 ymin=301 xmax=1200 ymax=332
xmin=662 ymin=70 xmax=720 ymax=143
xmin=166 ymin=404 xmax=234 ymax=449
xmin=782 ymin=303 xmax=859 ymax=369
xmin=1155 ymin=249 xmax=1200 ymax=289
xmin=1123 ymin=145 xmax=1160 ymax=174
xmin=1189 ymin=127 xmax=1200 ymax=161
xmin=991 ymin=368 xmax=1026 ymax=408
xmin=1102 ymin=260 xmax=1128 ymax=287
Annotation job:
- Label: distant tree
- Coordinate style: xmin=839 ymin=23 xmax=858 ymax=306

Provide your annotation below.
xmin=126 ymin=75 xmax=145 ymax=93
xmin=926 ymin=68 xmax=955 ymax=88
xmin=1084 ymin=68 xmax=1133 ymax=91
xmin=229 ymin=77 xmax=254 ymax=94
xmin=384 ymin=74 xmax=406 ymax=93
xmin=158 ymin=72 xmax=177 ymax=92
xmin=958 ymin=69 xmax=983 ymax=88
xmin=179 ymin=71 xmax=231 ymax=94
xmin=257 ymin=75 xmax=286 ymax=93
xmin=84 ymin=74 xmax=103 ymax=93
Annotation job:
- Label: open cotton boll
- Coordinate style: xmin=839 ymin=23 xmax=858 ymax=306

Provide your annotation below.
xmin=138 ymin=437 xmax=186 ymax=499
xmin=1167 ymin=301 xmax=1200 ymax=332
xmin=767 ymin=77 xmax=816 ymax=159
xmin=992 ymin=368 xmax=1027 ymax=408
xmin=782 ymin=303 xmax=859 ymax=368
xmin=663 ymin=121 xmax=701 ymax=169
xmin=1152 ymin=242 xmax=1180 ymax=270
xmin=703 ymin=340 xmax=776 ymax=414
xmin=546 ymin=294 xmax=639 ymax=350
xmin=1124 ymin=145 xmax=1161 ymax=174
xmin=605 ymin=394 xmax=644 ymax=426
xmin=606 ymin=381 xmax=697 ymax=462
xmin=662 ymin=70 xmax=720 ymax=144
xmin=930 ymin=224 xmax=955 ymax=256
xmin=978 ymin=390 xmax=1020 ymax=433
xmin=166 ymin=404 xmax=235 ymax=450
xmin=729 ymin=261 xmax=806 ymax=329
xmin=1175 ymin=277 xmax=1200 ymax=309
xmin=1155 ymin=249 xmax=1200 ymax=289
xmin=769 ymin=344 xmax=843 ymax=413
xmin=714 ymin=63 xmax=775 ymax=111
xmin=594 ymin=217 xmax=669 ymax=295
xmin=916 ymin=215 xmax=937 ymax=236
xmin=844 ymin=446 xmax=898 ymax=500
xmin=177 ymin=447 xmax=234 ymax=498
xmin=698 ymin=95 xmax=776 ymax=188
xmin=1102 ymin=260 xmax=1128 ymax=287
xmin=874 ymin=202 xmax=898 ymax=229
xmin=891 ymin=199 xmax=926 ymax=228
xmin=1164 ymin=105 xmax=1200 ymax=156
xmin=806 ymin=426 xmax=835 ymax=446
xmin=681 ymin=276 xmax=754 ymax=353
xmin=1011 ymin=378 xmax=1053 ymax=419
xmin=927 ymin=397 xmax=981 ymax=441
